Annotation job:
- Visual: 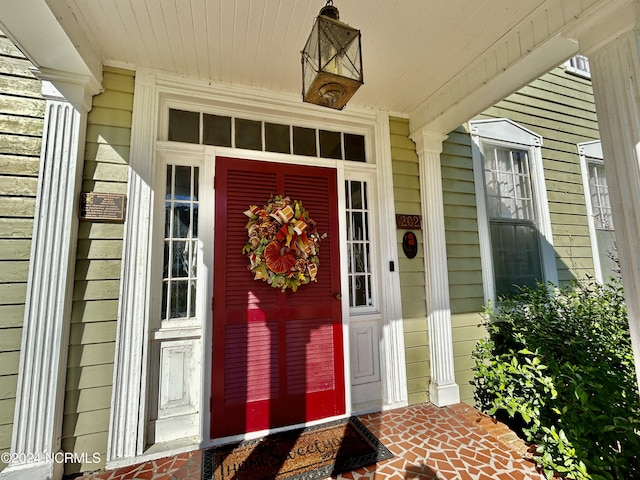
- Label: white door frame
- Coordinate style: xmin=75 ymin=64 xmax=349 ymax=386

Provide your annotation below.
xmin=107 ymin=68 xmax=407 ymax=467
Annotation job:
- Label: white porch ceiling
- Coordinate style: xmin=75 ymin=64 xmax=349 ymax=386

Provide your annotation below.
xmin=68 ymin=0 xmax=548 ymax=114
xmin=0 ymin=0 xmax=625 ymax=128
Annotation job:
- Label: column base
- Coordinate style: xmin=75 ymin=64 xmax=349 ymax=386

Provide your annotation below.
xmin=0 ymin=458 xmax=63 ymax=480
xmin=429 ymin=381 xmax=461 ymax=407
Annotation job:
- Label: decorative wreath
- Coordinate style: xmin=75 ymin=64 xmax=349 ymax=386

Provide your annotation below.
xmin=242 ymin=195 xmax=326 ymax=292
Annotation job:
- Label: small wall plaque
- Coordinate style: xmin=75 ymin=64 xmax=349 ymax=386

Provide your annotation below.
xmin=79 ymin=193 xmax=126 ymax=222
xmin=395 ymin=214 xmax=422 ymax=230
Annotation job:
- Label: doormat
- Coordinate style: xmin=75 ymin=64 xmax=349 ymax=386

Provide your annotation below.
xmin=202 ymin=417 xmax=393 ymax=480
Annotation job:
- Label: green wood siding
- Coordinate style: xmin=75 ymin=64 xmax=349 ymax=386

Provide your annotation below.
xmin=62 ymin=66 xmax=134 ymax=476
xmin=390 ymin=117 xmax=430 ymax=405
xmin=444 ymin=65 xmax=601 ymax=404
xmin=475 ymin=66 xmax=598 ymax=284
xmin=0 ymin=30 xmax=44 ymax=471
xmin=439 ymin=127 xmax=485 ymax=405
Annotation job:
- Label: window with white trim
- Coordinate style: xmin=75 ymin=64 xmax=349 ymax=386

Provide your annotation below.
xmin=345 ymin=179 xmax=374 ymax=308
xmin=162 ymin=164 xmax=200 ymax=320
xmin=579 ymin=141 xmax=619 ymax=282
xmin=471 ymin=119 xmax=557 ymax=301
xmin=565 ymin=54 xmax=591 ymax=78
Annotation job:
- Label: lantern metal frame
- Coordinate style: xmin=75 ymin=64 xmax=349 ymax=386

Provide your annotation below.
xmin=301 ymin=1 xmax=364 ymax=110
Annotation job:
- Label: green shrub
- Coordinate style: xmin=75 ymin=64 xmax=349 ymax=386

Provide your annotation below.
xmin=473 ymin=280 xmax=640 ymax=479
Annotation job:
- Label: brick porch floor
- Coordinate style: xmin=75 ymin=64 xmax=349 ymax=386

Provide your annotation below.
xmin=72 ymin=403 xmax=544 ymax=480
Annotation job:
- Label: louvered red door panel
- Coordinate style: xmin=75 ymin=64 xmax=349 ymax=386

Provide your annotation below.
xmin=211 ymin=157 xmax=344 ymax=438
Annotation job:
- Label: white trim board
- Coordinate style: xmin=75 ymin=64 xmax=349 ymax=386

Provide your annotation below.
xmin=108 ymin=69 xmax=407 ymax=467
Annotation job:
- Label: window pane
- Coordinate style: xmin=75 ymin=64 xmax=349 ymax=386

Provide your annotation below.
xmin=353 ymin=243 xmax=365 ymax=273
xmin=171 ymin=241 xmax=188 ymax=277
xmin=166 ymin=165 xmax=172 ymax=198
xmin=235 ymin=118 xmax=262 ymax=150
xmin=265 ymin=123 xmax=290 ymax=153
xmin=353 ymin=275 xmax=367 ymax=306
xmin=588 ymin=162 xmax=613 ymax=230
xmin=162 ymin=282 xmax=168 ymax=319
xmin=345 ymin=179 xmax=373 ymax=309
xmin=165 ymin=202 xmax=171 ymax=237
xmin=163 ymin=243 xmax=170 ymax=278
xmin=203 ymin=114 xmax=232 ymax=147
xmin=190 ymin=280 xmax=197 ymax=318
xmin=485 ymin=145 xmax=534 ymax=221
xmin=192 ymin=167 xmax=199 ymax=201
xmin=293 ymin=126 xmax=317 ymax=156
xmin=172 ymin=204 xmax=191 ymax=238
xmin=319 ymin=130 xmax=342 ymax=159
xmin=350 ymin=181 xmax=363 ymax=209
xmin=170 ymin=281 xmax=189 ymax=318
xmin=490 ymin=222 xmax=542 ymax=297
xmin=192 ymin=203 xmax=199 ymax=237
xmin=351 ymin=212 xmax=364 ymax=241
xmin=168 ymin=109 xmax=199 ymax=144
xmin=596 ymin=229 xmax=620 ymax=280
xmin=162 ymin=164 xmax=200 ymax=320
xmin=174 ymin=166 xmax=192 ymax=199
xmin=344 ymin=133 xmax=365 ymax=162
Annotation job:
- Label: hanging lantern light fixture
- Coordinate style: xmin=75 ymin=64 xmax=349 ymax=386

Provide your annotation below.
xmin=301 ymin=0 xmax=363 ymax=110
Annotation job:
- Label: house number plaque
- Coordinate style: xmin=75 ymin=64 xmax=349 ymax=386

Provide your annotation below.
xmin=79 ymin=193 xmax=126 ymax=222
xmin=395 ymin=214 xmax=422 ymax=230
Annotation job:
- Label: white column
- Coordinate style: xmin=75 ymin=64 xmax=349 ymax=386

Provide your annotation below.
xmin=1 ymin=77 xmax=95 ymax=480
xmin=582 ymin=12 xmax=640 ymax=393
xmin=107 ymin=69 xmax=157 ymax=463
xmin=410 ymin=130 xmax=460 ymax=406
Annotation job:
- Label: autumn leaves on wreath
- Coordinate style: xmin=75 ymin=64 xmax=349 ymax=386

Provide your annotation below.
xmin=242 ymin=195 xmax=327 ymax=292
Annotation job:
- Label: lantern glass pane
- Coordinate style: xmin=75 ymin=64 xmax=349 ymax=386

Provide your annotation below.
xmin=318 ymin=17 xmax=361 ymax=81
xmin=302 ymin=21 xmax=320 ymax=96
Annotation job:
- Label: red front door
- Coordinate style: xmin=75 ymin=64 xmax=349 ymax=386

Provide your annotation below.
xmin=211 ymin=157 xmax=345 ymax=438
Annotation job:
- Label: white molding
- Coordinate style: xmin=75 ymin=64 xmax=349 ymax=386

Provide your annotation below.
xmin=470 ymin=130 xmax=496 ymax=305
xmin=410 ymin=129 xmax=460 ymax=407
xmin=1 ymin=82 xmax=89 ymax=480
xmin=0 ymin=0 xmax=102 ymax=89
xmin=469 ymin=118 xmax=558 ymax=303
xmin=578 ymin=140 xmax=604 ymax=283
xmin=107 ymin=69 xmax=407 ymax=464
xmin=470 ymin=118 xmax=543 ymax=147
xmin=586 ymin=22 xmax=640 ymax=392
xmin=108 ymin=69 xmax=158 ymax=463
xmin=374 ymin=111 xmax=408 ymax=407
xmin=34 ymin=68 xmax=103 ymax=111
xmin=564 ymin=55 xmax=592 ymax=79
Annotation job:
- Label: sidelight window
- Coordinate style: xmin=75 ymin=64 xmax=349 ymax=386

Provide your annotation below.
xmin=345 ymin=180 xmax=373 ymax=308
xmin=162 ymin=164 xmax=200 ymax=320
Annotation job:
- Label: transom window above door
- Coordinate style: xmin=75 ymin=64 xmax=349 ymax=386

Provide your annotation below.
xmin=167 ymin=108 xmax=366 ymax=162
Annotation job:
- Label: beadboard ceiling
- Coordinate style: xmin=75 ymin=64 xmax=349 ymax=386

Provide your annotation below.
xmin=1 ymin=0 xmax=618 ymax=119
xmin=65 ymin=0 xmax=554 ymax=113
